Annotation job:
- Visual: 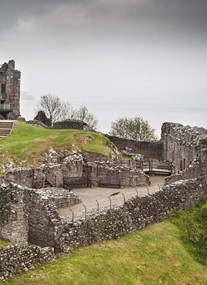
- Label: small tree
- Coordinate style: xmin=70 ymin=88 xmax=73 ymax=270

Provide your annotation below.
xmin=37 ymin=95 xmax=98 ymax=129
xmin=60 ymin=102 xmax=76 ymax=120
xmin=110 ymin=116 xmax=156 ymax=141
xmin=73 ymin=106 xmax=98 ymax=130
xmin=38 ymin=94 xmax=65 ymax=125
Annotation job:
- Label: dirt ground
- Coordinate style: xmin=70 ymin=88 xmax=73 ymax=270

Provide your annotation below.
xmin=58 ymin=175 xmax=165 ymax=221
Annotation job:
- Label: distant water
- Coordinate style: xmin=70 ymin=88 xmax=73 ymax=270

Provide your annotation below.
xmin=21 ymin=98 xmax=207 ymax=139
xmin=96 ymin=101 xmax=207 ymax=139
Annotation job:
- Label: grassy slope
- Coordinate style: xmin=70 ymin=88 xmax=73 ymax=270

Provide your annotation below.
xmin=0 ymin=122 xmax=117 ymax=169
xmin=0 ymin=240 xmax=10 ymax=247
xmin=3 ymin=221 xmax=207 ymax=285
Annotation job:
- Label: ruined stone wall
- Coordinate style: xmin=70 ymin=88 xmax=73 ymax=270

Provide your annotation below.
xmin=197 ymin=136 xmax=207 ymax=167
xmin=5 ymin=154 xmax=84 ymax=188
xmin=165 ymin=145 xmax=207 ymax=185
xmin=0 ymin=183 xmax=28 ymax=245
xmin=5 ymin=154 xmax=148 ymax=188
xmin=56 ymin=176 xmax=207 ymax=253
xmin=0 ymin=60 xmax=21 ymax=119
xmin=5 ymin=168 xmax=34 ymax=188
xmin=0 ymin=182 xmax=81 ymax=247
xmin=23 ymin=188 xmax=63 ymax=247
xmin=161 ymin=122 xmax=207 ymax=172
xmin=106 ymin=135 xmax=163 ymax=160
xmin=53 ymin=119 xmax=90 ymax=130
xmin=87 ymin=161 xmax=150 ymax=187
xmin=0 ymin=245 xmax=54 ymax=281
xmin=1 ymin=173 xmax=207 ymax=258
xmin=35 ymin=188 xmax=81 ymax=209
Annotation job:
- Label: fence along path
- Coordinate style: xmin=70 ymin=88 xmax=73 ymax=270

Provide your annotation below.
xmin=58 ymin=176 xmax=164 ymax=222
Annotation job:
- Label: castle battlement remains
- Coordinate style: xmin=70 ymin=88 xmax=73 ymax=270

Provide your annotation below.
xmin=0 ymin=60 xmax=21 ymax=119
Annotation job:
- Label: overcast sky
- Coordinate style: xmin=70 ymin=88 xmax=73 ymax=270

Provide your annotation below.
xmin=0 ymin=0 xmax=206 ymax=136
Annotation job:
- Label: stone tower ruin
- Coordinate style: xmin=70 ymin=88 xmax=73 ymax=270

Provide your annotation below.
xmin=0 ymin=60 xmax=21 ymax=119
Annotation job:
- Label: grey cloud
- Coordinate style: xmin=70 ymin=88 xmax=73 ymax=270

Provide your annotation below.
xmin=0 ymin=0 xmax=76 ymax=33
xmin=0 ymin=0 xmax=206 ymax=46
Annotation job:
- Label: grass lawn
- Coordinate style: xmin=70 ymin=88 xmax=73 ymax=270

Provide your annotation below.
xmin=0 ymin=240 xmax=11 ymax=247
xmin=0 ymin=121 xmax=118 ymax=169
xmin=3 ymin=221 xmax=207 ymax=285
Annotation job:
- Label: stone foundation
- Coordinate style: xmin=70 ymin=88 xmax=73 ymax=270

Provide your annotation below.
xmin=5 ymin=153 xmax=149 ymax=189
xmin=0 ymin=245 xmax=54 ymax=281
xmin=87 ymin=161 xmax=150 ymax=187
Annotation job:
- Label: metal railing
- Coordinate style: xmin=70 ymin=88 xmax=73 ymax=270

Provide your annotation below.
xmin=61 ymin=184 xmax=162 ymax=223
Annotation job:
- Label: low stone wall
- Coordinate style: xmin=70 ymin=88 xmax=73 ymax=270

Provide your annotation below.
xmin=36 ymin=188 xmax=81 ymax=208
xmin=5 ymin=154 xmax=84 ymax=189
xmin=0 ymin=183 xmax=28 ymax=245
xmin=0 ymin=183 xmax=67 ymax=247
xmin=0 ymin=245 xmax=54 ymax=281
xmin=165 ymin=158 xmax=207 ymax=185
xmin=5 ymin=168 xmax=34 ymax=188
xmin=56 ymin=175 xmax=207 ymax=253
xmin=5 ymin=154 xmax=149 ymax=189
xmin=106 ymin=135 xmax=163 ymax=160
xmin=53 ymin=119 xmax=90 ymax=130
xmin=87 ymin=161 xmax=150 ymax=187
xmin=23 ymin=188 xmax=62 ymax=247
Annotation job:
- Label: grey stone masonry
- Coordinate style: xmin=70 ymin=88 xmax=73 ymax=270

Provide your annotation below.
xmin=106 ymin=134 xmax=163 ymax=160
xmin=0 ymin=182 xmax=80 ymax=247
xmin=0 ymin=60 xmax=21 ymax=119
xmin=56 ymin=175 xmax=207 ymax=253
xmin=0 ymin=245 xmax=54 ymax=281
xmin=0 ymin=183 xmax=28 ymax=245
xmin=161 ymin=122 xmax=207 ymax=184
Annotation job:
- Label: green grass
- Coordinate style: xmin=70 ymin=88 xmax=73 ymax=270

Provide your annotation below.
xmin=0 ymin=240 xmax=11 ymax=247
xmin=3 ymin=221 xmax=207 ymax=285
xmin=170 ymin=199 xmax=207 ymax=265
xmin=0 ymin=122 xmax=118 ymax=169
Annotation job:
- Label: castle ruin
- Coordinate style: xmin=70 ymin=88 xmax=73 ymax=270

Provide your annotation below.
xmin=0 ymin=61 xmax=207 ymax=280
xmin=0 ymin=60 xmax=21 ymax=119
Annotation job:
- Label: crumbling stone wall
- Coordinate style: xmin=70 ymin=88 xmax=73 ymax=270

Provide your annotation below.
xmin=1 ymin=171 xmax=207 ymax=259
xmin=5 ymin=154 xmax=84 ymax=188
xmin=0 ymin=245 xmax=54 ymax=281
xmin=0 ymin=182 xmax=80 ymax=247
xmin=53 ymin=119 xmax=90 ymax=130
xmin=161 ymin=122 xmax=207 ymax=172
xmin=5 ymin=168 xmax=34 ymax=188
xmin=0 ymin=60 xmax=21 ymax=119
xmin=5 ymin=154 xmax=148 ymax=188
xmin=34 ymin=188 xmax=81 ymax=209
xmin=23 ymin=188 xmax=63 ymax=247
xmin=0 ymin=183 xmax=28 ymax=245
xmin=56 ymin=175 xmax=207 ymax=253
xmin=106 ymin=135 xmax=163 ymax=160
xmin=197 ymin=136 xmax=207 ymax=167
xmin=86 ymin=161 xmax=150 ymax=187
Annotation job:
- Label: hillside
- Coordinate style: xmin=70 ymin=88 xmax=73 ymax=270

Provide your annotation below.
xmin=3 ymin=220 xmax=207 ymax=285
xmin=0 ymin=121 xmax=119 ymax=170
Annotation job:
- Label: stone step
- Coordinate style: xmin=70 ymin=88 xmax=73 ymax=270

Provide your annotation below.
xmin=0 ymin=122 xmax=13 ymax=128
xmin=0 ymin=128 xmax=11 ymax=133
xmin=0 ymin=121 xmax=14 ymax=139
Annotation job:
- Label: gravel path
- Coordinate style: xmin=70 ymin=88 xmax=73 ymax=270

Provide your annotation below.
xmin=58 ymin=175 xmax=165 ymax=222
